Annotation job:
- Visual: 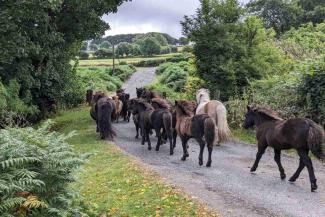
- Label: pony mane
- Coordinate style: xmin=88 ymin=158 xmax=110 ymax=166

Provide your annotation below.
xmin=138 ymin=100 xmax=153 ymax=110
xmin=197 ymin=88 xmax=210 ymax=103
xmin=254 ymin=107 xmax=283 ymax=121
xmin=177 ymin=100 xmax=196 ymax=116
xmin=151 ymin=98 xmax=171 ymax=109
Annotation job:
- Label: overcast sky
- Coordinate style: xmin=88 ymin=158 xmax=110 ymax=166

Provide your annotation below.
xmin=103 ymin=0 xmax=249 ymax=38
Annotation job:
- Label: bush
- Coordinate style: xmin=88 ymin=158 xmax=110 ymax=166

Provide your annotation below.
xmin=134 ymin=59 xmax=167 ymax=67
xmin=0 ymin=121 xmax=88 ymax=216
xmin=77 ymin=65 xmax=136 ymax=92
xmin=299 ymin=57 xmax=325 ymax=126
xmin=160 ymin=65 xmax=188 ymax=92
xmin=171 ymin=46 xmax=178 ymax=53
xmin=79 ymin=51 xmax=89 ymax=60
xmin=94 ymin=49 xmax=113 ymax=59
xmin=160 ymin=46 xmax=172 ymax=54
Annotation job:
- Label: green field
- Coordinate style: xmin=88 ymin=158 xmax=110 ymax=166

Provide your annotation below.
xmin=79 ymin=53 xmax=180 ymax=67
xmin=53 ymin=107 xmax=218 ymax=217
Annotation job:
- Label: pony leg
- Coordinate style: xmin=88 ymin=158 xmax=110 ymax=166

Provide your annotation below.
xmin=135 ymin=122 xmax=139 ymax=139
xmin=206 ymin=143 xmax=213 ymax=167
xmin=251 ymin=144 xmax=267 ymax=172
xmin=146 ymin=128 xmax=152 ymax=150
xmin=274 ymin=149 xmax=286 ymax=180
xmin=155 ymin=129 xmax=161 ymax=151
xmin=140 ymin=123 xmax=146 ymax=145
xmin=172 ymin=130 xmax=177 ymax=148
xmin=289 ymin=158 xmax=305 ymax=182
xmin=181 ymin=137 xmax=189 ymax=161
xmin=298 ymin=149 xmax=317 ymax=192
xmin=196 ymin=138 xmax=205 ymax=166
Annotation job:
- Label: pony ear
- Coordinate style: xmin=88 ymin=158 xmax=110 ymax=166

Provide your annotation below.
xmin=247 ymin=105 xmax=252 ymax=111
xmin=175 ymin=100 xmax=178 ymax=105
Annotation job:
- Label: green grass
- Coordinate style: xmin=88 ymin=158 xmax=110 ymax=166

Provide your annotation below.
xmin=52 ymin=107 xmax=218 ymax=216
xmin=79 ymin=53 xmax=180 ymax=67
xmin=231 ymin=128 xmax=257 ymax=144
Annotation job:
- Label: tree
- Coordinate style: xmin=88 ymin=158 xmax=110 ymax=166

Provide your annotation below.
xmin=132 ymin=44 xmax=142 ymax=56
xmin=179 ymin=37 xmax=189 ymax=45
xmin=139 ymin=37 xmax=162 ymax=56
xmin=0 ymin=0 xmax=127 ymax=122
xmin=116 ymin=42 xmax=133 ymax=56
xmin=248 ymin=0 xmax=325 ymax=35
xmin=100 ymin=40 xmax=112 ymax=49
xmin=80 ymin=41 xmax=88 ymax=51
xmin=182 ymin=0 xmax=289 ymax=100
xmin=90 ymin=43 xmax=99 ymax=51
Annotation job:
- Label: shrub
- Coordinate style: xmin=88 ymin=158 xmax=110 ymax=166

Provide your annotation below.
xmin=0 ymin=121 xmax=87 ymax=216
xmin=79 ymin=51 xmax=89 ymax=60
xmin=171 ymin=46 xmax=178 ymax=53
xmin=160 ymin=46 xmax=172 ymax=54
xmin=94 ymin=49 xmax=113 ymax=59
xmin=299 ymin=57 xmax=325 ymax=126
xmin=156 ymin=62 xmax=174 ymax=75
xmin=134 ymin=59 xmax=167 ymax=67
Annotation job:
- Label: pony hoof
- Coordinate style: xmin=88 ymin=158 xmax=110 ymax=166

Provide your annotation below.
xmin=199 ymin=160 xmax=203 ymax=166
xmin=250 ymin=168 xmax=256 ymax=172
xmin=206 ymin=162 xmax=212 ymax=167
xmin=288 ymin=177 xmax=296 ymax=182
xmin=281 ymin=174 xmax=286 ymax=180
xmin=311 ymin=182 xmax=318 ymax=192
xmin=148 ymin=147 xmax=152 ymax=151
xmin=155 ymin=147 xmax=159 ymax=151
xmin=170 ymin=152 xmax=173 ymax=156
xmin=181 ymin=156 xmax=186 ymax=161
xmin=185 ymin=153 xmax=189 ymax=157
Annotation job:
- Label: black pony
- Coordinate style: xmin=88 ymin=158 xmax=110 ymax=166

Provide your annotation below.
xmin=243 ymin=106 xmax=325 ymax=192
xmin=86 ymin=89 xmax=93 ymax=106
xmin=136 ymin=87 xmax=145 ymax=98
xmin=96 ymin=97 xmax=116 ymax=140
xmin=128 ymin=98 xmax=141 ymax=139
xmin=133 ymin=100 xmax=174 ymax=155
xmin=151 ymin=98 xmax=177 ymax=148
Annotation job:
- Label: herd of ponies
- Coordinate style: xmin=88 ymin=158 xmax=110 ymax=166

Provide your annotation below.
xmin=87 ymin=87 xmax=324 ymax=192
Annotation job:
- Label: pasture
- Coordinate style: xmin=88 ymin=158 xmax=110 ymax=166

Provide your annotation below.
xmin=79 ymin=53 xmax=181 ymax=67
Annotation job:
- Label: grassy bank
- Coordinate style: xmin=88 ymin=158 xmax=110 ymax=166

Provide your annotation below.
xmin=52 ymin=106 xmax=217 ymax=216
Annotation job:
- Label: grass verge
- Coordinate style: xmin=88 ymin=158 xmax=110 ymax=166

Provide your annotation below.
xmin=52 ymin=106 xmax=218 ymax=216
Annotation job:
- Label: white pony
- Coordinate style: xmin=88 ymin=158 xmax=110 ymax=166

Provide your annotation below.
xmin=196 ymin=88 xmax=231 ymax=145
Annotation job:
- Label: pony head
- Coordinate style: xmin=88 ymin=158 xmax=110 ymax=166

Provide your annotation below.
xmin=196 ymin=88 xmax=210 ymax=104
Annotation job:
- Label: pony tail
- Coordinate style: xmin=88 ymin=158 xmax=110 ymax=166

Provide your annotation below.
xmin=216 ymin=105 xmax=231 ymax=143
xmin=162 ymin=112 xmax=173 ymax=136
xmin=204 ymin=118 xmax=216 ymax=148
xmin=99 ymin=102 xmax=116 ymax=140
xmin=308 ymin=122 xmax=325 ymax=161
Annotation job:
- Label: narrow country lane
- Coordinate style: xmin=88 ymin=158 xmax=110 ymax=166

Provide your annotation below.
xmin=114 ymin=67 xmax=325 ymax=217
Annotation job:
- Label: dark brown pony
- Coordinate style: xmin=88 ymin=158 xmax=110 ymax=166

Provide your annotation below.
xmin=243 ymin=106 xmax=325 ymax=192
xmin=90 ymin=91 xmax=107 ymax=132
xmin=151 ymin=98 xmax=177 ymax=147
xmin=141 ymin=89 xmax=162 ymax=100
xmin=86 ymin=89 xmax=93 ymax=106
xmin=96 ymin=97 xmax=116 ymax=140
xmin=175 ymin=100 xmax=216 ymax=167
xmin=133 ymin=100 xmax=174 ymax=155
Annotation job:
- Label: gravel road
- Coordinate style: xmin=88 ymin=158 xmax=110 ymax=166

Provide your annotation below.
xmin=114 ymin=67 xmax=325 ymax=217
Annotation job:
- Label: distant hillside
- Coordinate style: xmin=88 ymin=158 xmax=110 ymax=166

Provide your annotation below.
xmin=92 ymin=32 xmax=179 ymax=45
